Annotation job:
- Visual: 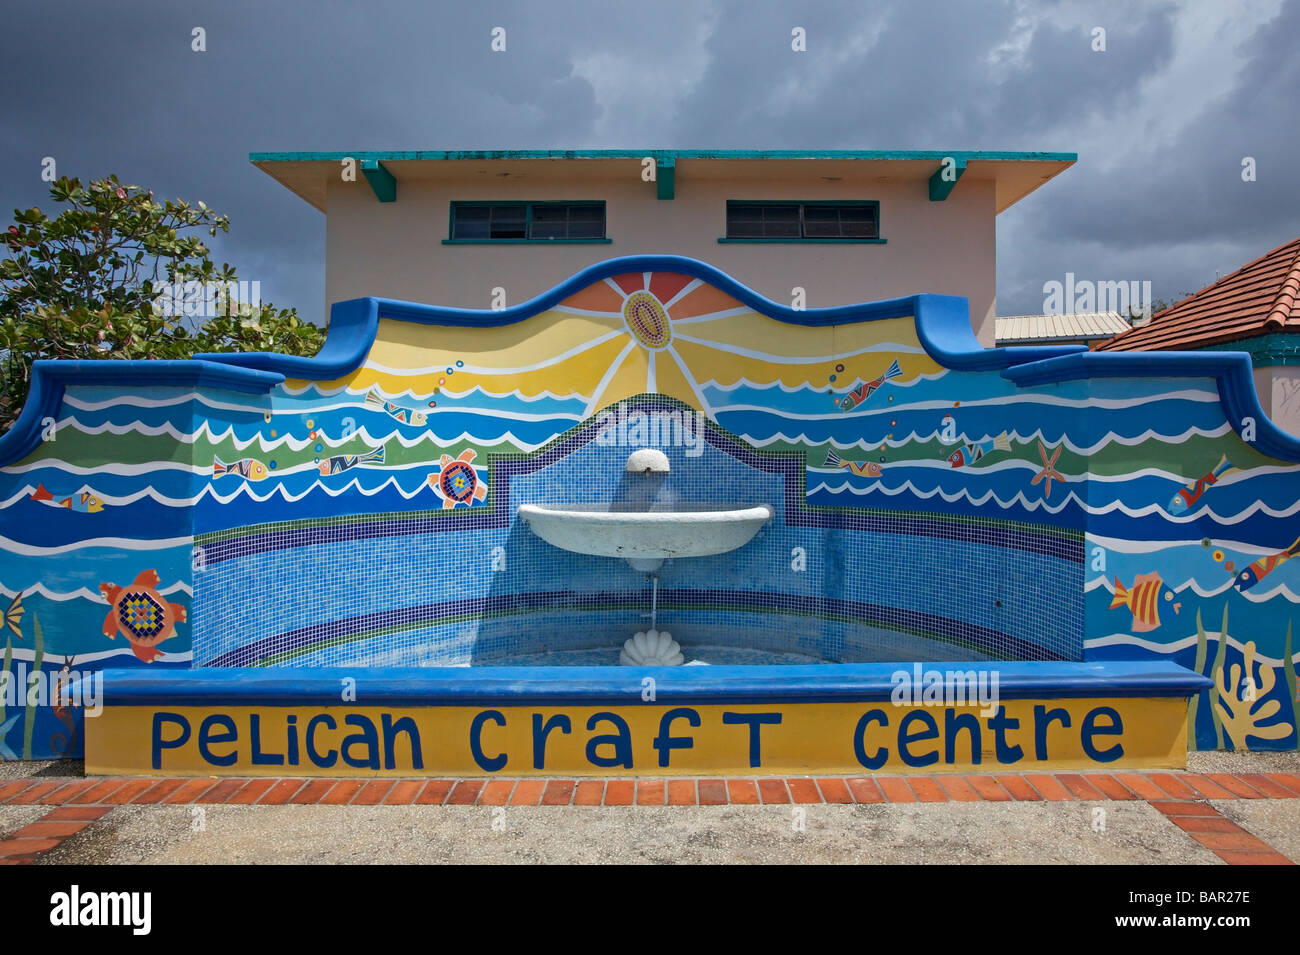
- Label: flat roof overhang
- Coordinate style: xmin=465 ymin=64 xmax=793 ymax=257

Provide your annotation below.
xmin=249 ymin=149 xmax=1076 ymax=214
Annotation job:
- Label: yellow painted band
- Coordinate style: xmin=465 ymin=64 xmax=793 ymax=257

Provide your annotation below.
xmin=86 ymin=698 xmax=1189 ymax=778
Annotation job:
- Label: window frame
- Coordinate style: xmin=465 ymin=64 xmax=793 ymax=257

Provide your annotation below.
xmin=444 ymin=200 xmax=612 ymax=244
xmin=719 ymin=200 xmax=886 ymax=244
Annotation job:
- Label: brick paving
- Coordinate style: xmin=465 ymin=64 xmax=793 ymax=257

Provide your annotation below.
xmin=0 ymin=770 xmax=1296 ymax=865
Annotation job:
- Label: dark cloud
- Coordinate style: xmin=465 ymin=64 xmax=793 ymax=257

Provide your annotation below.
xmin=1 ymin=0 xmax=1296 ymax=320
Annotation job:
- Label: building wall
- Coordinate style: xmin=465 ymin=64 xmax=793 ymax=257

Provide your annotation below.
xmin=323 ymin=169 xmax=999 ymax=345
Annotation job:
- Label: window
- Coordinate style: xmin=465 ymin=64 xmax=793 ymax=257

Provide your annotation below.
xmin=448 ymin=202 xmax=607 ymax=241
xmin=724 ymin=201 xmax=880 ymax=241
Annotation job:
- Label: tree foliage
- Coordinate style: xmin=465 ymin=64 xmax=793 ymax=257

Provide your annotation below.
xmin=0 ymin=175 xmax=323 ymax=433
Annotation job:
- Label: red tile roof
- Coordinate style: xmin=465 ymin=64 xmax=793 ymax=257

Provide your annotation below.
xmin=1097 ymin=236 xmax=1300 ymax=351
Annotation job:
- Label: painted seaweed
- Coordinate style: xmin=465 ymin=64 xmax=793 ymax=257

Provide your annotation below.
xmin=21 ymin=615 xmax=42 ymax=760
xmin=1285 ymin=620 xmax=1297 ymax=729
xmin=1208 ymin=605 xmax=1227 ymax=749
xmin=1188 ymin=609 xmax=1208 ymax=748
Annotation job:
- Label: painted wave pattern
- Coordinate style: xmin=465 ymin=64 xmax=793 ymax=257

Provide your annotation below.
xmin=6 ymin=366 xmax=1294 ymax=540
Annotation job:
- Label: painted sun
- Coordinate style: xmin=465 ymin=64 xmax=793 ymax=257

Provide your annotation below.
xmin=337 ymin=270 xmax=934 ymax=421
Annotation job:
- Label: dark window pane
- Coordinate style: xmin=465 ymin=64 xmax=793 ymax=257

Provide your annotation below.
xmin=802 ymin=206 xmax=840 ymax=237
xmin=727 ymin=204 xmax=764 ymax=237
xmin=456 ymin=202 xmax=604 ymax=240
xmin=762 ymin=205 xmax=800 ymax=237
xmin=530 ymin=205 xmax=567 ymax=239
xmin=727 ymin=203 xmax=802 ymax=238
xmin=452 ymin=205 xmax=490 ymax=239
xmin=729 ymin=202 xmax=878 ymax=239
xmin=837 ymin=205 xmax=876 ymax=238
xmin=488 ymin=204 xmax=526 ymax=239
xmin=527 ymin=203 xmax=604 ymax=239
xmin=567 ymin=204 xmax=605 ymax=239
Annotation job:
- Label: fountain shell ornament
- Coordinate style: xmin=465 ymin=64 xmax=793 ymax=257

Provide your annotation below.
xmin=620 ymin=628 xmax=684 ymax=666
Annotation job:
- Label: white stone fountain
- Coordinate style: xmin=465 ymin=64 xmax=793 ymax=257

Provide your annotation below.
xmin=517 ymin=449 xmax=773 ymax=665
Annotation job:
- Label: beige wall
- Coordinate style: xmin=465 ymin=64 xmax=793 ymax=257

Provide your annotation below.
xmin=323 ymin=167 xmax=998 ymax=345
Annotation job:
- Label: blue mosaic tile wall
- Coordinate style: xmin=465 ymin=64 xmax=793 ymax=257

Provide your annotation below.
xmin=193 ymin=398 xmax=1083 ymax=667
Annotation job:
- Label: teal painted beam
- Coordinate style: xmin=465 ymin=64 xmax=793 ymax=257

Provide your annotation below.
xmin=360 ymin=159 xmax=397 ymax=202
xmin=657 ymin=157 xmax=675 ymax=200
xmin=928 ymin=158 xmax=967 ymax=201
xmin=1198 ymin=332 xmax=1300 ymax=367
xmin=251 ymin=148 xmax=1078 ymax=165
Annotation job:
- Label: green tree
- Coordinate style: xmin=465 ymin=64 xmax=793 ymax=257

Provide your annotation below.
xmin=0 ymin=174 xmax=323 ymax=433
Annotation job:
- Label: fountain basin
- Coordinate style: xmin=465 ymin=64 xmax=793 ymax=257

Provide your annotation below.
xmin=517 ymin=502 xmax=774 ymax=572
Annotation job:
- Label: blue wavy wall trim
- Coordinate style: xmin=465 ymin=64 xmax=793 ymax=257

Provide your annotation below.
xmin=1002 ymin=350 xmax=1300 ymax=462
xmin=0 ymin=360 xmax=284 ymax=467
xmin=196 ymin=255 xmax=1085 ymax=378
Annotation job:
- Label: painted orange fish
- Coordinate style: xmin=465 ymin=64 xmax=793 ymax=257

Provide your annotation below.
xmin=30 ymin=483 xmax=105 ymax=513
xmin=1109 ymin=571 xmax=1179 ymax=633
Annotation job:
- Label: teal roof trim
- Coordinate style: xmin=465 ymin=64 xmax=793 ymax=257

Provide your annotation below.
xmin=251 ymin=149 xmax=1078 ymax=164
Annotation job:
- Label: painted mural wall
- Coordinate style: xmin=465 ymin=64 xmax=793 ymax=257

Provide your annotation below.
xmin=0 ymin=255 xmax=1296 ymax=758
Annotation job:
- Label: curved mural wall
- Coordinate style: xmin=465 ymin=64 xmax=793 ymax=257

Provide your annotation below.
xmin=0 ymin=255 xmax=1297 ymax=757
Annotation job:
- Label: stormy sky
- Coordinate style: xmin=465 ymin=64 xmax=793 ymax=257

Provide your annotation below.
xmin=2 ymin=0 xmax=1296 ymax=323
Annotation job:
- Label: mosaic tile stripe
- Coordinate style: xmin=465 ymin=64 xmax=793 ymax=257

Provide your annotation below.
xmin=195 ymin=396 xmax=1084 ymax=566
xmin=200 ymin=587 xmax=1067 ymax=667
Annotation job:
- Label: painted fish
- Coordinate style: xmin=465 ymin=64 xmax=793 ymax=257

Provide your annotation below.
xmin=366 ymin=390 xmax=427 ymax=426
xmin=1167 ymin=455 xmax=1238 ymax=515
xmin=0 ymin=592 xmax=23 ymax=640
xmin=825 ymin=449 xmax=882 ymax=478
xmin=100 ymin=569 xmax=185 ymax=663
xmin=1109 ymin=571 xmax=1178 ymax=633
xmin=30 ymin=483 xmax=104 ymax=513
xmin=318 ymin=445 xmax=386 ymax=476
xmin=1234 ymin=534 xmax=1300 ymax=592
xmin=838 ymin=359 xmax=902 ymax=411
xmin=947 ymin=432 xmax=1011 ymax=468
xmin=212 ymin=457 xmax=269 ymax=481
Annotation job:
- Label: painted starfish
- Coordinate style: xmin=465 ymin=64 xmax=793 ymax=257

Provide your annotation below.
xmin=1032 ymin=441 xmax=1064 ymax=499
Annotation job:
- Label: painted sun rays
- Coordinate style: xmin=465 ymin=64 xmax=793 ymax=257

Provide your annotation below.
xmin=344 ymin=271 xmax=923 ymax=426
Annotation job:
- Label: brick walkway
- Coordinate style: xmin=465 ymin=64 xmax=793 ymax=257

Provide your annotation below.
xmin=1 ymin=770 xmax=1296 ymax=865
